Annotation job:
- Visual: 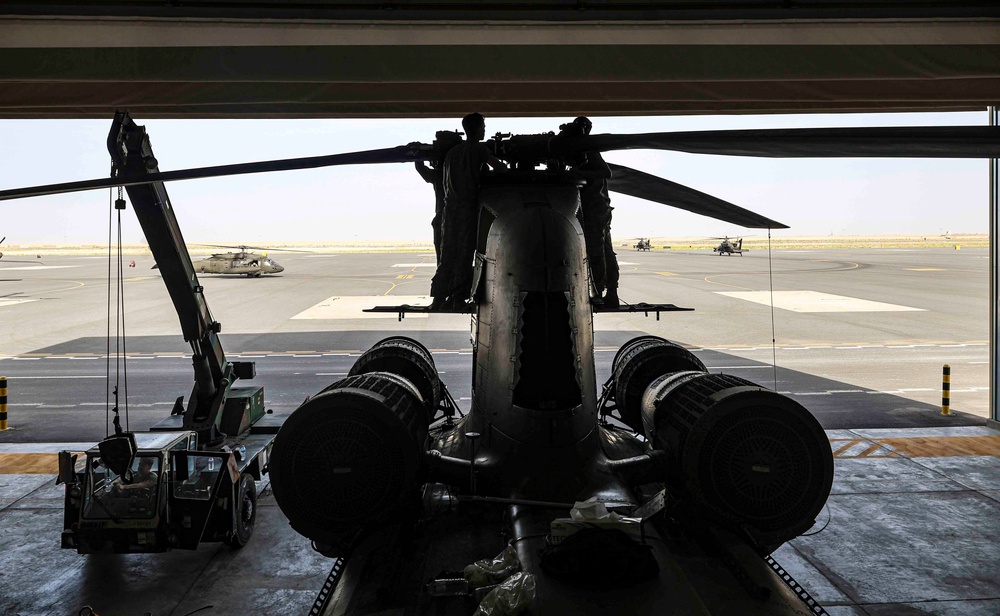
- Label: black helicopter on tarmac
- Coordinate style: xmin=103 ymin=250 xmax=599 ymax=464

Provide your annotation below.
xmin=713 ymin=236 xmax=744 ymax=255
xmin=2 ymin=113 xmax=998 ymax=615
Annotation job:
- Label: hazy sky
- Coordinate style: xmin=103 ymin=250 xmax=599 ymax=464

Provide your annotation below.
xmin=0 ymin=111 xmax=991 ymax=245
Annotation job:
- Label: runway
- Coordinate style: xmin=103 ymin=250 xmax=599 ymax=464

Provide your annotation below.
xmin=0 ymin=246 xmax=989 ymax=442
xmin=1 ymin=246 xmax=997 ymax=615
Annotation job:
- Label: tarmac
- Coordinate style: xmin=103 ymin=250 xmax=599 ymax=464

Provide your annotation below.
xmin=1 ymin=247 xmax=998 ymax=615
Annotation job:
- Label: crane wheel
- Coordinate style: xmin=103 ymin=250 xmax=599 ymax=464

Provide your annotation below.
xmin=226 ymin=473 xmax=257 ymax=548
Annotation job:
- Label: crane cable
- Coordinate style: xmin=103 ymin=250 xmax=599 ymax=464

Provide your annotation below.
xmin=106 ymin=179 xmax=130 ymax=436
xmin=767 ymin=229 xmax=778 ymax=389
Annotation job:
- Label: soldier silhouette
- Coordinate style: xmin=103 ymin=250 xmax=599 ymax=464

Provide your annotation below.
xmin=566 ymin=117 xmax=620 ymax=307
xmin=430 ymin=113 xmax=506 ymax=310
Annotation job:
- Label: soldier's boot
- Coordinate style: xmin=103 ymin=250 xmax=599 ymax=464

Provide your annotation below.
xmin=604 ymin=288 xmax=620 ymax=309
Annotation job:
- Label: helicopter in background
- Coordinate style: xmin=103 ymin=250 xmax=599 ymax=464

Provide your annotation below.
xmin=712 ymin=236 xmax=744 ymax=255
xmin=634 ymin=238 xmax=652 ymax=251
xmin=154 ymin=245 xmax=287 ymax=277
xmin=2 ymin=113 xmax=999 ymax=615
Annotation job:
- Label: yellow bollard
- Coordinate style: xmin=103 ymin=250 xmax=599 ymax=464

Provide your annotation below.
xmin=941 ymin=365 xmax=951 ymax=415
xmin=0 ymin=376 xmax=7 ymax=430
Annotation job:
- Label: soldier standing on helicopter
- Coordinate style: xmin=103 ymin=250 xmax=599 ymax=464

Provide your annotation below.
xmin=566 ymin=116 xmax=620 ymax=307
xmin=414 ymin=160 xmax=445 ymax=265
xmin=430 ymin=113 xmax=506 ymax=310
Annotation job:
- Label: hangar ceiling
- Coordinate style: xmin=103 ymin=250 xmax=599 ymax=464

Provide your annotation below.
xmin=1 ymin=2 xmax=999 ymax=118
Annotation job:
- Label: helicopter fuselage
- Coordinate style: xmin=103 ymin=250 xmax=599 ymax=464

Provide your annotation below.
xmin=192 ymin=252 xmax=284 ymax=277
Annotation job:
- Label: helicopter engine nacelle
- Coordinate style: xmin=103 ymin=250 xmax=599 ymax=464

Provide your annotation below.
xmin=270 ymin=338 xmax=441 ymax=554
xmin=611 ymin=336 xmax=707 ymax=432
xmin=348 ymin=336 xmax=442 ymax=412
xmin=640 ymin=372 xmax=834 ymax=553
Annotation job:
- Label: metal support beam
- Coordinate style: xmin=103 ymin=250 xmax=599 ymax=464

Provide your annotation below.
xmin=991 ymin=105 xmax=1000 ymax=428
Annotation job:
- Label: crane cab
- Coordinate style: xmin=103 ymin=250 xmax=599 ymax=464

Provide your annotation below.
xmin=58 ymin=430 xmax=266 ymax=554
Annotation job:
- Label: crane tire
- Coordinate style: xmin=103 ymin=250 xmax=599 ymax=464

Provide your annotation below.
xmin=226 ymin=473 xmax=257 ymax=548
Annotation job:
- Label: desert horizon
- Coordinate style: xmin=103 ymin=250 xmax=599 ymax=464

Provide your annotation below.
xmin=0 ymin=233 xmax=988 ymax=256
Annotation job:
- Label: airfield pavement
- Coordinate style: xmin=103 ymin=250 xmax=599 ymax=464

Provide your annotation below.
xmin=1 ymin=245 xmax=998 ymax=615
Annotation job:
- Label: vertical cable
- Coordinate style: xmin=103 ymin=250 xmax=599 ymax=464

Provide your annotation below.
xmin=117 ymin=208 xmax=129 ymax=431
xmin=768 ymin=229 xmax=778 ymax=389
xmin=106 ymin=167 xmax=113 ymax=438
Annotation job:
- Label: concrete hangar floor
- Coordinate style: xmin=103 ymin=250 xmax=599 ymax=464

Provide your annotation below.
xmin=1 ymin=247 xmax=998 ymax=614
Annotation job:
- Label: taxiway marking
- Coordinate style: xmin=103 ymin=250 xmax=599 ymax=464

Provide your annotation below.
xmin=291 ymin=295 xmax=432 ymax=319
xmin=0 ymin=298 xmax=38 ymax=308
xmin=717 ymin=290 xmax=924 ymax=313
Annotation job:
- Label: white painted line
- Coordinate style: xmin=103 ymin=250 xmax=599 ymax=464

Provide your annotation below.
xmin=0 ymin=265 xmax=78 ymax=271
xmin=828 ymin=389 xmax=865 ymax=394
xmin=292 ymin=354 xmax=322 ymax=358
xmin=0 ymin=298 xmax=38 ymax=308
xmin=316 ymin=373 xmax=349 ymax=376
xmin=70 ymin=356 xmax=100 ymax=360
xmin=617 ymin=261 xmax=638 ymax=266
xmin=12 ymin=357 xmax=40 ymax=361
xmin=717 ymin=290 xmax=924 ymax=313
xmin=14 ymin=375 xmax=104 ymax=379
xmin=292 ymin=295 xmax=432 ymax=320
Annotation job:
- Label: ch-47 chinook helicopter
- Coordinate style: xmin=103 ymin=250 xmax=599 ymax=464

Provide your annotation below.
xmin=713 ymin=236 xmax=744 ymax=255
xmin=2 ymin=113 xmax=999 ymax=615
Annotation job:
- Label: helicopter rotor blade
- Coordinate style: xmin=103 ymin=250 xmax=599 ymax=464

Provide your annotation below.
xmin=198 ymin=243 xmax=313 ymax=254
xmin=0 ymin=145 xmax=430 ymax=202
xmin=607 ymin=164 xmax=788 ymax=229
xmin=582 ymin=126 xmax=1000 ymax=159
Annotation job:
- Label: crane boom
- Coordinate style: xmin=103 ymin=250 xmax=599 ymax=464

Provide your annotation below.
xmin=108 ymin=110 xmax=252 ymax=443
